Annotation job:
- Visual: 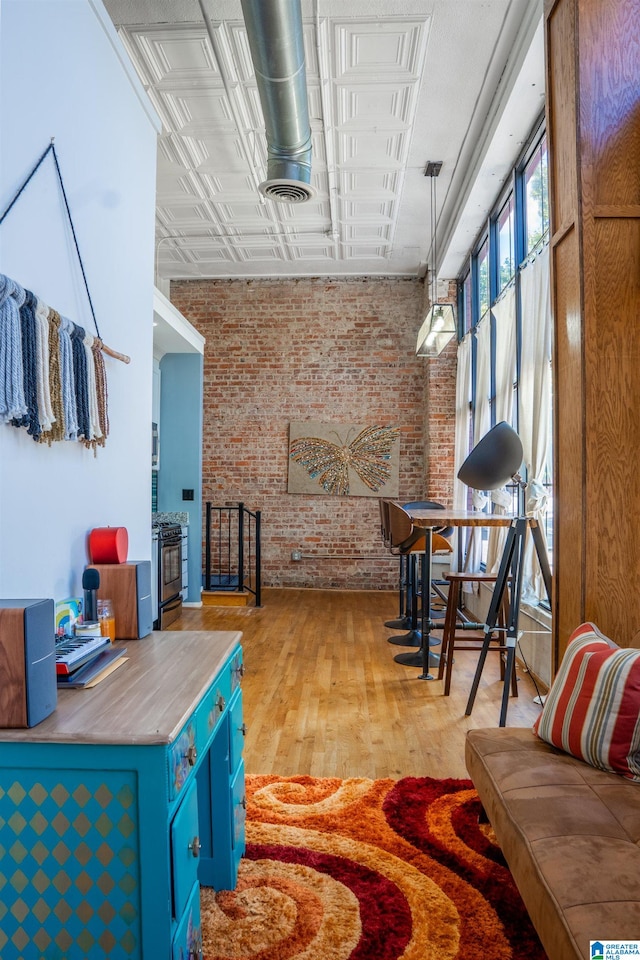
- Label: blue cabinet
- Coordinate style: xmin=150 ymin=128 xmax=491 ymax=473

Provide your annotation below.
xmin=0 ymin=631 xmax=245 ymax=959
xmin=172 ymin=882 xmax=203 ymax=960
xmin=172 ymin=780 xmax=200 ymax=921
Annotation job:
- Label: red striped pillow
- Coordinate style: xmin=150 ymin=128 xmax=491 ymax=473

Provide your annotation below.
xmin=533 ymin=622 xmax=640 ymax=781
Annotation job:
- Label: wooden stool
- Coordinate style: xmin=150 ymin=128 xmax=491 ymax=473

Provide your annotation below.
xmin=437 ymin=571 xmax=518 ymax=698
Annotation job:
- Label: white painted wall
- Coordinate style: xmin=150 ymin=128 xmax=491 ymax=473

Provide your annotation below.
xmin=153 ymin=288 xmax=205 ymax=361
xmin=0 ymin=0 xmax=160 ymax=602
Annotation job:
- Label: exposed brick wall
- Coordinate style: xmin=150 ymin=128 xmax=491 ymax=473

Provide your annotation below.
xmin=424 ymin=337 xmax=457 ymax=500
xmin=424 ymin=279 xmax=458 ymax=503
xmin=171 ymin=276 xmax=456 ymax=589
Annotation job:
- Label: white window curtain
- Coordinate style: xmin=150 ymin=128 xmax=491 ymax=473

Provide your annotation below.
xmin=473 ymin=316 xmax=492 ymax=466
xmin=453 ymin=335 xmax=472 ymax=570
xmin=453 ymin=334 xmax=472 ymax=512
xmin=486 ymin=286 xmax=517 ymax=573
xmin=464 ymin=316 xmax=492 ymax=574
xmin=519 ymin=244 xmax=552 ymax=603
xmin=492 ymin=285 xmax=517 ymax=423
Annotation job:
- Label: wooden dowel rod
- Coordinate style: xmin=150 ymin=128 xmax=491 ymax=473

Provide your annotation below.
xmin=101 ymin=342 xmax=130 ymax=364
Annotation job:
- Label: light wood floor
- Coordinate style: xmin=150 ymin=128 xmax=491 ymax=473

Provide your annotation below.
xmin=170 ymin=588 xmax=544 ymax=780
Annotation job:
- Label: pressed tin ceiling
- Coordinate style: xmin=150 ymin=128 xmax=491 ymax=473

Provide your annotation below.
xmin=103 ymin=0 xmax=545 ymax=283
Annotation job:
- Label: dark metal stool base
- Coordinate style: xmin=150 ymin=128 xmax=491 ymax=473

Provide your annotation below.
xmin=384 ymin=616 xmax=411 ymax=629
xmin=387 ymin=630 xmax=421 ymax=647
xmin=394 ymin=649 xmax=440 ymax=668
xmin=389 ymin=630 xmax=441 ymax=648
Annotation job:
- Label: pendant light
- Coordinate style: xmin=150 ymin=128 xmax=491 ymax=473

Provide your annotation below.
xmin=416 ymin=161 xmax=456 ymax=357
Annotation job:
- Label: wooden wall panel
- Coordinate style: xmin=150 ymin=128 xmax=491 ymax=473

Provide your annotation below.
xmin=588 ymin=219 xmax=640 ymax=645
xmin=546 ymin=0 xmax=583 ymax=664
xmin=581 ymin=1 xmax=640 ymax=211
xmin=551 ymin=230 xmax=583 ymax=655
xmin=545 ymin=0 xmax=578 ymax=234
xmin=581 ymin=0 xmax=640 ymax=647
xmin=547 ymin=0 xmax=640 ymax=660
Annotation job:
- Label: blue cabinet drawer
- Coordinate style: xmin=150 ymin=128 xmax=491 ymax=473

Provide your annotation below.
xmin=171 ymin=779 xmax=200 ymax=921
xmin=169 ymin=715 xmax=198 ymax=800
xmin=169 ymin=646 xmax=241 ymax=802
xmin=172 ymin=880 xmax=203 ymax=960
xmin=196 ymin=665 xmax=232 ymax=753
xmin=230 ymin=647 xmax=244 ymax=695
xmin=229 ymin=688 xmax=245 ymax=774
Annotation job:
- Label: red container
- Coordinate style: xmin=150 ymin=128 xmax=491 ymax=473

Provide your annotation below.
xmin=89 ymin=527 xmax=129 ymax=564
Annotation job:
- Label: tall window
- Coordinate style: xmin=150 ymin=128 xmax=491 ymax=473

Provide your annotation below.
xmin=497 ymin=195 xmax=515 ymax=292
xmin=522 ymin=132 xmax=551 ymax=551
xmin=461 ymin=270 xmax=472 ymax=334
xmin=477 ymin=239 xmax=490 ymax=320
xmin=524 ymin=137 xmax=549 ymax=253
xmin=456 ymin=118 xmax=553 ymax=599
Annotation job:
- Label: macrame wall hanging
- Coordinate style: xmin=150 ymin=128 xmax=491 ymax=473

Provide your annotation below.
xmin=0 ymin=140 xmax=130 ymax=452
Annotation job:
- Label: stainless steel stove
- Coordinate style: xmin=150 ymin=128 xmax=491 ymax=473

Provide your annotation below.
xmin=153 ymin=521 xmax=183 ymax=628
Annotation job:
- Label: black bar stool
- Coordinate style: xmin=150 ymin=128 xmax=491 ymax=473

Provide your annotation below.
xmin=384 ymin=502 xmax=452 ymax=675
xmin=378 ymin=498 xmax=410 ymax=629
xmin=386 ymin=500 xmax=452 ymax=645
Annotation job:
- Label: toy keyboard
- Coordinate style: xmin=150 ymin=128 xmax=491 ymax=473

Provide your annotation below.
xmin=55 ymin=635 xmax=110 ymax=676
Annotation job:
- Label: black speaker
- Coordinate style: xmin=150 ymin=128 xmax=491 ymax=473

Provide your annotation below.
xmin=0 ymin=599 xmax=57 ymax=727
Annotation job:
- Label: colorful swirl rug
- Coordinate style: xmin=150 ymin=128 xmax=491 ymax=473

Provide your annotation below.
xmin=200 ymin=774 xmax=547 ymax=960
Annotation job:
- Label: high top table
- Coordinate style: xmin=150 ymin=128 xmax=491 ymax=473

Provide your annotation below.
xmin=0 ymin=630 xmax=246 ymax=959
xmin=406 ymin=507 xmax=552 ymax=726
xmin=402 ymin=508 xmax=515 ymax=682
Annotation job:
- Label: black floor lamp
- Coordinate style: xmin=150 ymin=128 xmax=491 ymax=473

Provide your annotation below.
xmin=457 ymin=421 xmax=552 ymax=726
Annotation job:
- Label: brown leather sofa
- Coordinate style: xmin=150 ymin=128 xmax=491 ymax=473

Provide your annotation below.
xmin=466 ymin=726 xmax=640 ymax=960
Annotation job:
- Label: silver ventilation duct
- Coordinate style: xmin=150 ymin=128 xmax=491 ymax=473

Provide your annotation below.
xmin=240 ymin=0 xmax=314 ymax=203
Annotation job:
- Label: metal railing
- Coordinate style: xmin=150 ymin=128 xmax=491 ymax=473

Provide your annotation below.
xmin=204 ymin=502 xmax=262 ymax=606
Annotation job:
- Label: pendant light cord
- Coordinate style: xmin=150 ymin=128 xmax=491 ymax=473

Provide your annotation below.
xmin=431 ymin=172 xmax=437 ymax=308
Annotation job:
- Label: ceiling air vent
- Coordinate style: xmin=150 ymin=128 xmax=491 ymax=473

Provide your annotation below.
xmin=259 ymin=179 xmax=315 ymax=203
xmin=240 ymin=0 xmax=314 ymax=204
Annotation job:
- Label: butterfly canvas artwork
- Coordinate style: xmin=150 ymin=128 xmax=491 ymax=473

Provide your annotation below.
xmin=288 ymin=421 xmax=400 ymax=497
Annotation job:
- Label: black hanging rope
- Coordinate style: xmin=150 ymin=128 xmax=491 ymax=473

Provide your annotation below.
xmin=0 ymin=142 xmax=54 ymax=228
xmin=49 ymin=145 xmax=100 ymax=340
xmin=0 ymin=140 xmax=101 ymax=340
